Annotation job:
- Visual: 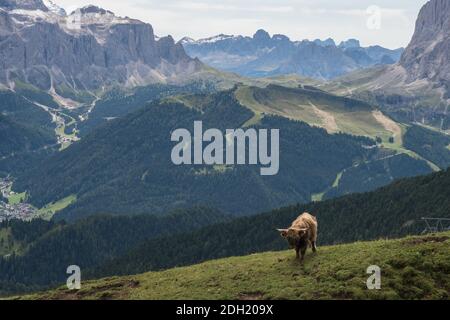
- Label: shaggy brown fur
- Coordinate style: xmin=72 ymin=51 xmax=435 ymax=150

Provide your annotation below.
xmin=277 ymin=212 xmax=318 ymax=260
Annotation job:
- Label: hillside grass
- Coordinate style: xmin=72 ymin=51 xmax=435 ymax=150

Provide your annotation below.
xmin=234 ymin=85 xmax=399 ymax=145
xmin=36 ymin=195 xmax=77 ymax=220
xmin=255 ymin=75 xmax=322 ymax=89
xmin=7 ymin=191 xmax=27 ymax=205
xmin=19 ymin=232 xmax=450 ymax=300
xmin=55 ymin=116 xmax=79 ymax=151
xmin=311 ymin=170 xmax=344 ymax=201
xmin=234 ymin=83 xmax=447 ymax=172
xmin=3 ymin=183 xmax=32 ymax=207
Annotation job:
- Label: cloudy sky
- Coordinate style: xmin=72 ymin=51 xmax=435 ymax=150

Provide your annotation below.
xmin=54 ymin=0 xmax=429 ymax=49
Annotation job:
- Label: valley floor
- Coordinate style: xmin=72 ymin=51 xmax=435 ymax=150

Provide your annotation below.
xmin=15 ymin=232 xmax=450 ymax=300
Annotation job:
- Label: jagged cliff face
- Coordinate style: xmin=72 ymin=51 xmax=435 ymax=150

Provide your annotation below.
xmin=0 ymin=0 xmax=48 ymax=11
xmin=0 ymin=1 xmax=201 ymax=91
xmin=399 ymin=0 xmax=450 ymax=86
xmin=335 ymin=0 xmax=450 ymax=106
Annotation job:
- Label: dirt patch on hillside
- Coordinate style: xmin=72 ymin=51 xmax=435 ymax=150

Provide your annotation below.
xmin=36 ymin=279 xmax=140 ymax=300
xmin=372 ymin=110 xmax=402 ymax=142
xmin=238 ymin=291 xmax=265 ymax=300
xmin=310 ymin=102 xmax=339 ymax=133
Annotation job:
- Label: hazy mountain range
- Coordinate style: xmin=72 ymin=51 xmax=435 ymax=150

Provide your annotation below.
xmin=182 ymin=30 xmax=404 ymax=79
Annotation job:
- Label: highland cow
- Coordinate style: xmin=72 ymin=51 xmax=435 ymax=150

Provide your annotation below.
xmin=277 ymin=212 xmax=318 ymax=261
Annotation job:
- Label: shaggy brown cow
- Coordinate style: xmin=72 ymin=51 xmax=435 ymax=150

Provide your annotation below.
xmin=277 ymin=212 xmax=318 ymax=260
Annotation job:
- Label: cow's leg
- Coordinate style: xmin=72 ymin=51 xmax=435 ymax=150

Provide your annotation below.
xmin=300 ymin=246 xmax=307 ymax=261
xmin=312 ymin=241 xmax=317 ymax=253
xmin=295 ymin=247 xmax=300 ymax=259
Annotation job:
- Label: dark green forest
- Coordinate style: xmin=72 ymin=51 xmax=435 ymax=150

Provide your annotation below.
xmin=0 ymin=91 xmax=55 ymax=133
xmin=0 ymin=91 xmax=58 ymax=175
xmin=323 ymin=153 xmax=431 ymax=199
xmin=0 ymin=207 xmax=229 ymax=295
xmin=404 ymin=125 xmax=450 ymax=169
xmin=78 ymin=82 xmax=215 ymax=135
xmin=0 ymin=115 xmax=55 ymax=158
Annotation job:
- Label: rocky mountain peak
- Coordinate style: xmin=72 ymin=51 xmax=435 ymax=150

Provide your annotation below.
xmin=74 ymin=5 xmax=113 ymax=16
xmin=272 ymin=34 xmax=290 ymax=42
xmin=0 ymin=2 xmax=201 ymax=91
xmin=42 ymin=0 xmax=65 ymax=16
xmin=313 ymin=38 xmax=336 ymax=47
xmin=399 ymin=0 xmax=450 ymax=85
xmin=180 ymin=37 xmax=195 ymax=45
xmin=339 ymin=39 xmax=361 ymax=49
xmin=0 ymin=0 xmax=48 ymax=11
xmin=253 ymin=29 xmax=271 ymax=42
xmin=414 ymin=0 xmax=450 ymax=36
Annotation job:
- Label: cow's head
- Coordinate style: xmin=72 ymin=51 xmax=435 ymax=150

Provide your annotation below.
xmin=277 ymin=228 xmax=307 ymax=248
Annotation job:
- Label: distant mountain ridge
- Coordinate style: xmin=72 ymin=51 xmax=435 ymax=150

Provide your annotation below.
xmin=0 ymin=0 xmax=202 ymax=93
xmin=182 ymin=29 xmax=403 ymax=79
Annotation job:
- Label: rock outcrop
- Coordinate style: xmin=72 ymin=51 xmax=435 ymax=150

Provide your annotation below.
xmin=399 ymin=0 xmax=450 ymax=86
xmin=0 ymin=0 xmax=48 ymax=11
xmin=0 ymin=1 xmax=201 ymax=91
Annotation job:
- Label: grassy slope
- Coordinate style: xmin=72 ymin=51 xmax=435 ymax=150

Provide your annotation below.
xmin=234 ymin=84 xmax=441 ymax=172
xmin=322 ymin=66 xmax=443 ymax=107
xmin=36 ymin=195 xmax=77 ymax=220
xmin=21 ymin=232 xmax=450 ymax=300
xmin=233 ymin=84 xmax=442 ymax=175
xmin=235 ymin=85 xmax=397 ymax=142
xmin=7 ymin=191 xmax=27 ymax=205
